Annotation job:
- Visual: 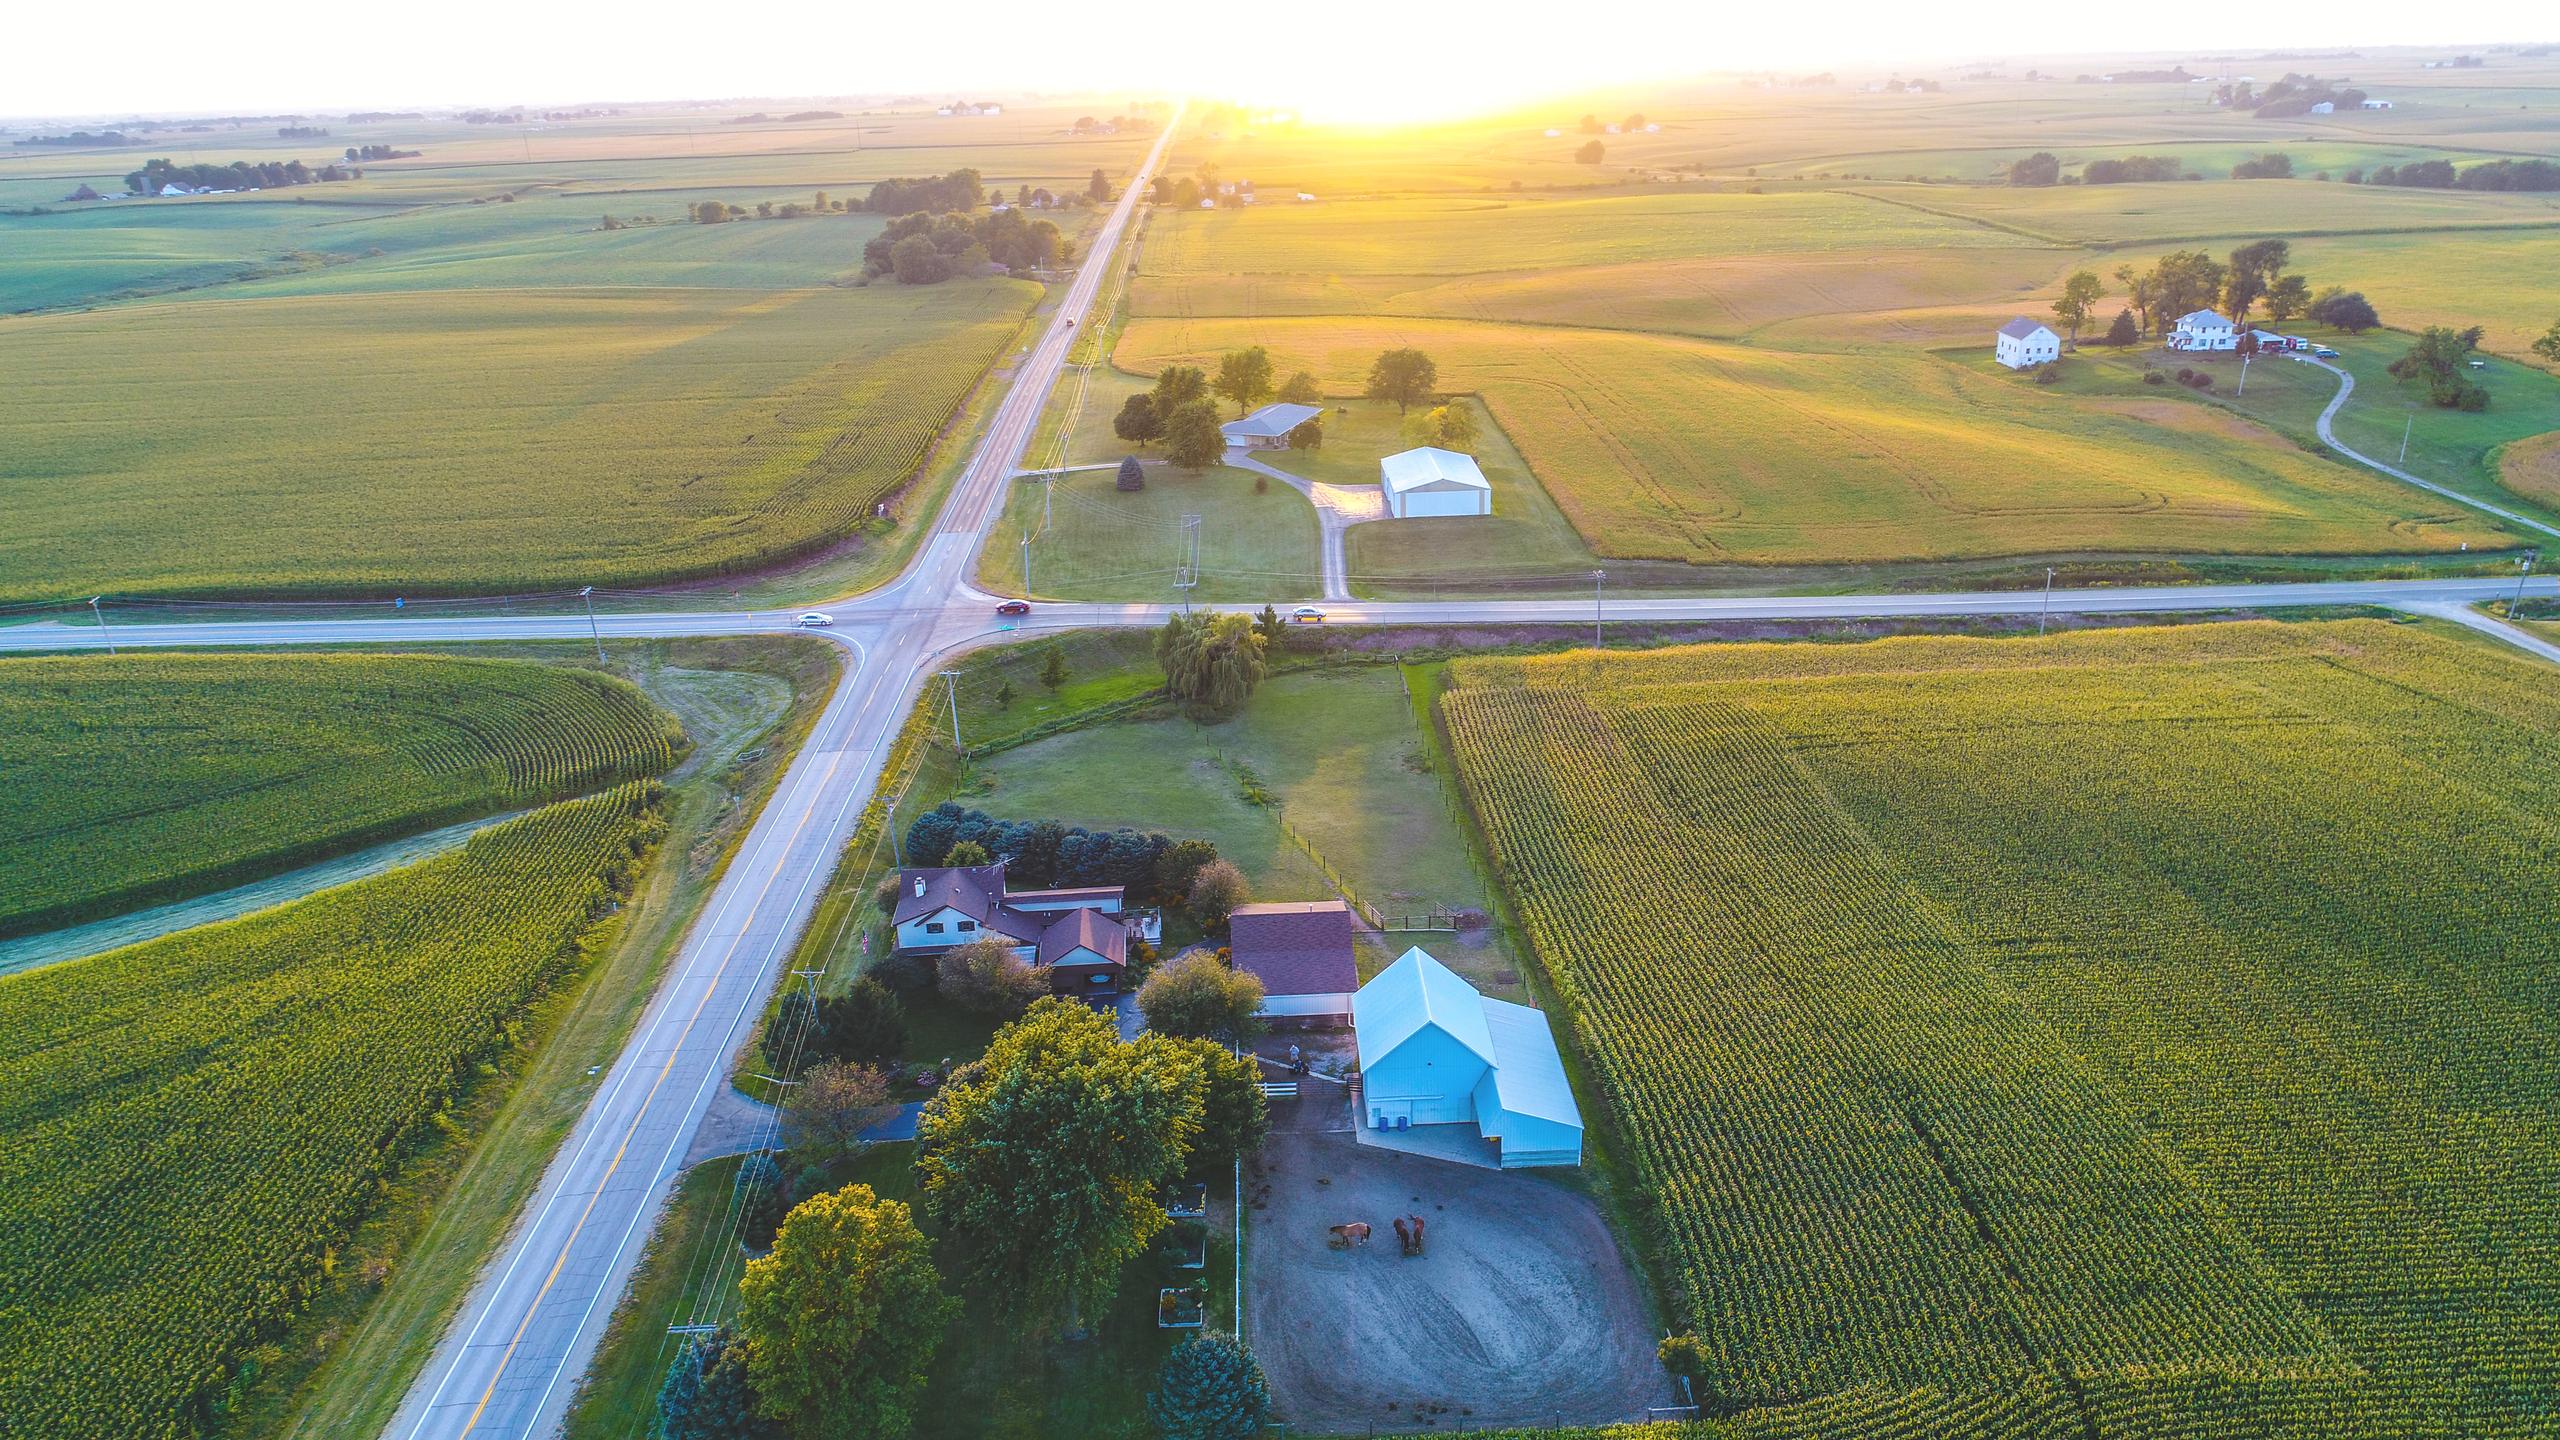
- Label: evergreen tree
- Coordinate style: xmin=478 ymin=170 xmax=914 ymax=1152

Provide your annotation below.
xmin=1148 ymin=1330 xmax=1270 ymax=1440
xmin=817 ymin=979 xmax=907 ymax=1067
xmin=735 ymin=1152 xmax=789 ymax=1252
xmin=658 ymin=1327 xmax=777 ymax=1440
xmin=2103 ymin=308 xmax=2140 ymax=347
xmin=1041 ymin=647 xmax=1069 ymax=689
xmin=1116 ymin=454 xmax=1147 ymax=490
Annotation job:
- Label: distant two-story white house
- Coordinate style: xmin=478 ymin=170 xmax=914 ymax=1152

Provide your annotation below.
xmin=893 ymin=862 xmax=1132 ymax=997
xmin=1994 ymin=317 xmax=2061 ymax=369
xmin=2168 ymin=309 xmax=2239 ymax=352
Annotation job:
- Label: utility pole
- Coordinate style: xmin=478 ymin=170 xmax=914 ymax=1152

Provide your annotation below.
xmin=1021 ymin=531 xmax=1033 ymax=598
xmin=2400 ymin=411 xmax=2414 ymax=465
xmin=579 ymin=585 xmax=604 ymax=663
xmin=1175 ymin=514 xmax=1202 ymax=612
xmin=1590 ymin=569 xmax=1606 ymax=649
xmin=941 ymin=671 xmax=963 ymax=751
xmin=2513 ymin=550 xmax=2539 ymax=621
xmin=86 ymin=596 xmax=115 ymax=654
xmin=1043 ymin=474 xmax=1054 ymax=531
xmin=2236 ymin=352 xmax=2250 ymax=397
xmin=888 ymin=797 xmax=903 ymax=866
xmin=2039 ymin=566 xmax=2056 ymax=637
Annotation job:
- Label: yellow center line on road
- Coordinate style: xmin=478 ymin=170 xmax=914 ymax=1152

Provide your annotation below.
xmin=453 ymin=751 xmax=843 ymax=1436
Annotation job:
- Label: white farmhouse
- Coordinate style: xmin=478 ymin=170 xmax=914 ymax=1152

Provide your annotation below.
xmin=1994 ymin=316 xmax=2061 ymax=369
xmin=2169 ymin=309 xmax=2239 ymax=352
xmin=1220 ymin=402 xmax=1323 ymax=451
xmin=1354 ymin=947 xmax=1583 ymax=1168
xmin=2361 ymin=98 xmax=2395 ymax=110
xmin=1378 ymin=446 xmax=1492 ymax=518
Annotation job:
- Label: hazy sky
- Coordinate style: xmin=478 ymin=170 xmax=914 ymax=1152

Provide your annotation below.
xmin=10 ymin=0 xmax=2550 ymax=120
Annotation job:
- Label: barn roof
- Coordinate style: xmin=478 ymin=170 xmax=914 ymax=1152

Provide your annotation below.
xmin=1230 ymin=901 xmax=1357 ymax=997
xmin=1479 ymin=996 xmax=1583 ymax=1132
xmin=1379 ymin=446 xmax=1492 ymax=495
xmin=1354 ymin=947 xmax=1495 ymax=1070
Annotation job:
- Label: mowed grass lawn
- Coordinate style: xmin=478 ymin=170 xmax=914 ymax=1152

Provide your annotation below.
xmin=0 ymin=278 xmax=1033 ymax=600
xmin=976 ymin=462 xmax=1323 ymax=603
xmin=1118 ymin=316 xmax=2514 ymax=567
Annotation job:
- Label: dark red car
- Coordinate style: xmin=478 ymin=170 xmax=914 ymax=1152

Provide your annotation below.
xmin=995 ymin=599 xmax=1032 ymax=616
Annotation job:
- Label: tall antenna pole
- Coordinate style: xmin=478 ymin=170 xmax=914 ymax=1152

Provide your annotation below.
xmin=87 ymin=596 xmax=115 ymax=655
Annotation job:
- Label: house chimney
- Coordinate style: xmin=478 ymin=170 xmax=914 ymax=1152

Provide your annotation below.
xmin=913 ymin=876 xmax=925 ymax=898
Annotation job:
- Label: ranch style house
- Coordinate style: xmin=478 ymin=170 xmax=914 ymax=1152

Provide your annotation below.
xmin=893 ymin=862 xmax=1132 ymax=997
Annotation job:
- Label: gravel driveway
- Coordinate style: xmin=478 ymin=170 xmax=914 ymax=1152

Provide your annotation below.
xmin=1246 ymin=1093 xmax=1671 ymax=1431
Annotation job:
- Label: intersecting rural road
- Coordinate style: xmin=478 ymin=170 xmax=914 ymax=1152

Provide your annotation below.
xmin=6 ymin=114 xmax=2559 ymax=1440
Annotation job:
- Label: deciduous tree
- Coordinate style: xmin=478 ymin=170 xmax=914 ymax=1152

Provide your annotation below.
xmin=1155 ymin=612 xmax=1267 ymax=714
xmin=2309 ymin=287 xmax=2379 ymax=333
xmin=1276 ymin=370 xmax=1322 ymax=404
xmin=1213 ymin=346 xmax=1275 ymax=416
xmin=2051 ymin=270 xmax=2104 ymax=342
xmin=915 ymin=1000 xmax=1208 ymax=1326
xmin=2533 ymin=318 xmax=2560 ymax=366
xmin=1113 ymin=393 xmax=1163 ymax=445
xmin=1164 ymin=399 xmax=1227 ymax=469
xmin=936 ymin=937 xmax=1049 ymax=1018
xmin=735 ymin=1152 xmax=789 ymax=1251
xmin=1364 ymin=348 xmax=1439 ymax=414
xmin=1186 ymin=859 xmax=1251 ymax=928
xmin=783 ymin=1061 xmax=897 ymax=1162
xmin=658 ymin=1327 xmax=777 ymax=1440
xmin=2388 ymin=325 xmax=2491 ymax=410
xmin=2264 ymin=274 xmax=2312 ymax=325
xmin=2008 ymin=152 xmax=2060 ymax=186
xmin=1575 ymin=139 xmax=1605 ymax=165
xmin=1286 ymin=416 xmax=1323 ymax=450
xmin=738 ymin=1184 xmax=952 ymax=1440
xmin=1138 ymin=949 xmax=1265 ymax=1042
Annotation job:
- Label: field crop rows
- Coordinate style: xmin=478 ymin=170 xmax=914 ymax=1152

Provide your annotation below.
xmin=0 ymin=653 xmax=684 ymax=938
xmin=0 ymin=279 xmax=1031 ymax=600
xmin=1435 ymin=620 xmax=2560 ymax=1439
xmin=0 ymin=784 xmax=669 ymax=1439
xmin=1116 ymin=316 xmax=2513 ymax=567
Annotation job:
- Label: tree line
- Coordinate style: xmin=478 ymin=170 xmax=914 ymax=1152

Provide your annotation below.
xmin=858 ymin=207 xmax=1066 ymax=283
xmin=123 ymin=157 xmax=356 ymax=193
xmin=861 ymin=168 xmax=985 ymax=215
xmin=2363 ymin=158 xmax=2560 ymax=191
xmin=1112 ymin=345 xmax=1448 ymax=469
xmin=2045 ymin=239 xmax=2381 ymax=345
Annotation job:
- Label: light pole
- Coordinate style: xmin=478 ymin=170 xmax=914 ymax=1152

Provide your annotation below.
xmin=1590 ymin=569 xmax=1606 ymax=650
xmin=579 ymin=586 xmax=604 ymax=663
xmin=2236 ymin=351 xmax=2251 ymax=397
xmin=86 ymin=596 xmax=115 ymax=654
xmin=1021 ymin=531 xmax=1033 ymax=599
xmin=2399 ymin=410 xmax=2414 ymax=466
xmin=2513 ymin=550 xmax=2539 ymax=621
xmin=2039 ymin=566 xmax=2056 ymax=637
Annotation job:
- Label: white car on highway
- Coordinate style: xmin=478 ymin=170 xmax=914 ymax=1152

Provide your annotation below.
xmin=796 ymin=612 xmax=834 ymax=628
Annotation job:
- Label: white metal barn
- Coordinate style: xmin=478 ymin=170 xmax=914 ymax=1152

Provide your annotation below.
xmin=1378 ymin=446 xmax=1493 ymax=519
xmin=1994 ymin=317 xmax=2061 ymax=369
xmin=1354 ymin=947 xmax=1583 ymax=1168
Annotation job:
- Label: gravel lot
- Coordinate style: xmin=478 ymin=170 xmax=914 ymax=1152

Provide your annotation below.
xmin=1246 ymin=1089 xmax=1671 ymax=1431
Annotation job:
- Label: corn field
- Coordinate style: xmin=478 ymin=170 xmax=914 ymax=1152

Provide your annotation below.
xmin=0 ymin=652 xmax=684 ymax=938
xmin=1435 ymin=619 xmax=2560 ymax=1439
xmin=0 ymin=784 xmax=668 ymax=1439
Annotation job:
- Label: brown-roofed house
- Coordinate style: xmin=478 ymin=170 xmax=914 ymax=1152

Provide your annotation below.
xmin=1229 ymin=900 xmax=1358 ymax=1024
xmin=892 ymin=861 xmax=1134 ymax=997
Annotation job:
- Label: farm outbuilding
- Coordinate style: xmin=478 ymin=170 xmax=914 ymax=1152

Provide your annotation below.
xmin=1378 ymin=447 xmax=1492 ymax=519
xmin=1354 ymin=947 xmax=1583 ymax=1168
xmin=1994 ymin=317 xmax=2060 ymax=369
xmin=1230 ymin=900 xmax=1358 ymax=1022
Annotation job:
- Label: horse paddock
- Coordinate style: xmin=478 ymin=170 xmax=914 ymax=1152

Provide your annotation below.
xmin=1244 ymin=1094 xmax=1671 ymax=1432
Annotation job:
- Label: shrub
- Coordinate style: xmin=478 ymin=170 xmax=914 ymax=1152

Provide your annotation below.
xmin=1137 ymin=950 xmax=1266 ymax=1043
xmin=937 ymin=938 xmax=1049 ymax=1018
xmin=1187 ymin=860 xmax=1250 ymax=929
xmin=735 ymin=1152 xmax=789 ymax=1252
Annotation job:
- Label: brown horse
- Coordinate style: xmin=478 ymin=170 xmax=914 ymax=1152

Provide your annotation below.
xmin=1327 ymin=1222 xmax=1373 ymax=1249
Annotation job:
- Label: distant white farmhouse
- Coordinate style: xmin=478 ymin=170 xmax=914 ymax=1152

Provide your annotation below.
xmin=1221 ymin=402 xmax=1323 ymax=451
xmin=1379 ymin=446 xmax=1492 ymax=518
xmin=2308 ymin=101 xmax=2335 ymax=115
xmin=2361 ymin=98 xmax=2394 ymax=110
xmin=1994 ymin=317 xmax=2061 ymax=369
xmin=1354 ymin=947 xmax=1583 ymax=1168
xmin=2169 ymin=309 xmax=2239 ymax=352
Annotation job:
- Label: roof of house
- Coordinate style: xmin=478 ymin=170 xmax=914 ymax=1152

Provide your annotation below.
xmin=2177 ymin=309 xmax=2235 ymax=329
xmin=1379 ymin=446 xmax=1492 ymax=495
xmin=894 ymin=863 xmax=1010 ymax=925
xmin=1037 ymin=906 xmax=1128 ymax=967
xmin=1220 ymin=402 xmax=1323 ymax=439
xmin=1354 ymin=947 xmax=1496 ymax=1071
xmin=1009 ymin=884 xmax=1125 ymax=906
xmin=1998 ymin=316 xmax=2056 ymax=340
xmin=1229 ymin=901 xmax=1358 ymax=997
xmin=1479 ymin=995 xmax=1583 ymax=1132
